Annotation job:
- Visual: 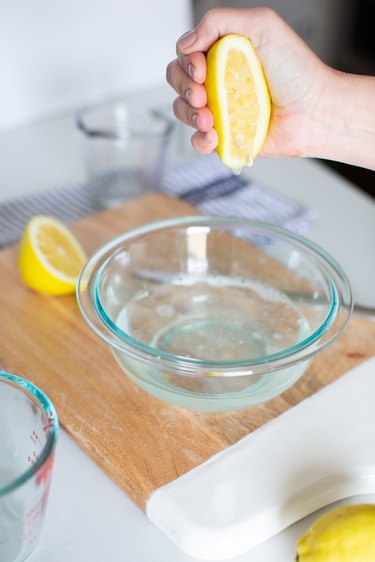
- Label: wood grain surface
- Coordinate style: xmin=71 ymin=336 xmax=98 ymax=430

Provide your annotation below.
xmin=0 ymin=193 xmax=374 ymax=511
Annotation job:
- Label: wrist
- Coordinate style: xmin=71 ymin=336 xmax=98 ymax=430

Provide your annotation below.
xmin=303 ymin=67 xmax=375 ymax=170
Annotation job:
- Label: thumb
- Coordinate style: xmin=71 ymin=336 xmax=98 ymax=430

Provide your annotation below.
xmin=177 ymin=7 xmax=272 ymax=55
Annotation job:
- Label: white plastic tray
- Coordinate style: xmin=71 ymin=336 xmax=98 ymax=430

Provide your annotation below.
xmin=147 ymin=356 xmax=375 ymax=560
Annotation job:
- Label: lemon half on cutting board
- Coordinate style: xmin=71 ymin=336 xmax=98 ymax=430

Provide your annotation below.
xmin=18 ymin=215 xmax=87 ymax=296
xmin=205 ymin=33 xmax=271 ymax=171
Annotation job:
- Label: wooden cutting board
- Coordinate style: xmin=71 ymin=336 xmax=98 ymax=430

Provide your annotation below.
xmin=1 ymin=192 xmax=374 ymax=512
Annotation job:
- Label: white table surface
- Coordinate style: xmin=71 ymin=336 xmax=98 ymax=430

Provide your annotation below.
xmin=1 ymin=89 xmax=375 ymax=561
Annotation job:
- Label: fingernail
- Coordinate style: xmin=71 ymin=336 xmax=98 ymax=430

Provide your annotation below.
xmin=178 ymin=29 xmax=197 ymax=49
xmin=192 ymin=113 xmax=198 ymax=128
xmin=185 ymin=89 xmax=192 ymax=102
xmin=188 ymin=64 xmax=194 ymax=80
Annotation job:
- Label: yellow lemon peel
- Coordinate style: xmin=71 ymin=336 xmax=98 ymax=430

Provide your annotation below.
xmin=296 ymin=503 xmax=375 ymax=562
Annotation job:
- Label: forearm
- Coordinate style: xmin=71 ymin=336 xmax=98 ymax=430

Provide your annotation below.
xmin=305 ymin=69 xmax=375 ymax=170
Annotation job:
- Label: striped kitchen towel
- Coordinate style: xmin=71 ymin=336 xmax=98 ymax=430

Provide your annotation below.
xmin=161 ymin=155 xmax=316 ymax=233
xmin=0 ymin=154 xmax=316 ymax=247
xmin=0 ymin=182 xmax=100 ymax=248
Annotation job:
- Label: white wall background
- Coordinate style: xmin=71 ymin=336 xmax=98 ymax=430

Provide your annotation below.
xmin=0 ymin=0 xmax=191 ymax=198
xmin=0 ymin=0 xmax=192 ymax=132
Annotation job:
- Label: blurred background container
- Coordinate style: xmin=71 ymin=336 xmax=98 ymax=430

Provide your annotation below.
xmin=76 ymin=101 xmax=174 ymax=208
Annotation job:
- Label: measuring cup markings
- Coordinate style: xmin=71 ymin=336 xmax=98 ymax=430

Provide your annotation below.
xmin=42 ymin=411 xmax=56 ymax=435
xmin=26 ymin=411 xmax=56 ymax=479
xmin=17 ymin=487 xmax=51 ymax=548
xmin=35 ymin=454 xmax=54 ymax=487
xmin=27 ymin=451 xmax=39 ymax=467
xmin=0 ymin=374 xmax=58 ymax=562
xmin=18 ymin=526 xmax=38 ymax=549
xmin=20 ymin=415 xmax=55 ymax=548
xmin=23 ymin=500 xmax=42 ymax=527
xmin=30 ymin=431 xmax=42 ymax=447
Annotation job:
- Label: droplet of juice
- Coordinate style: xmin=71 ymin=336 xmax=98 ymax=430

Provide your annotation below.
xmin=232 ymin=167 xmax=242 ymax=176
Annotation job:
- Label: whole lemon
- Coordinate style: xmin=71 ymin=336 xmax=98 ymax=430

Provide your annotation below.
xmin=296 ymin=504 xmax=375 ymax=562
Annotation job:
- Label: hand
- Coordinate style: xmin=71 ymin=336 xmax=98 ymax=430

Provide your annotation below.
xmin=166 ymin=7 xmax=326 ymax=159
xmin=166 ymin=7 xmax=375 ymax=170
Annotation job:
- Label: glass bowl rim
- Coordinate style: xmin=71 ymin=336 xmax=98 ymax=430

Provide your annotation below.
xmin=77 ymin=215 xmax=353 ymax=375
xmin=0 ymin=372 xmax=59 ymax=496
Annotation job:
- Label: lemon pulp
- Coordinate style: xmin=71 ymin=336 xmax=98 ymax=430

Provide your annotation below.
xmin=226 ymin=48 xmax=257 ymax=168
xmin=36 ymin=223 xmax=85 ymax=278
xmin=205 ymin=34 xmax=271 ymax=171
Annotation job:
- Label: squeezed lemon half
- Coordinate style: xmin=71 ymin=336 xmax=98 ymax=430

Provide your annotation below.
xmin=205 ymin=34 xmax=271 ymax=171
xmin=18 ymin=215 xmax=87 ymax=295
xmin=296 ymin=503 xmax=375 ymax=562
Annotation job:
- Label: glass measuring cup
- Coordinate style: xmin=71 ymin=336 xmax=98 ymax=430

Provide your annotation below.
xmin=0 ymin=372 xmax=59 ymax=562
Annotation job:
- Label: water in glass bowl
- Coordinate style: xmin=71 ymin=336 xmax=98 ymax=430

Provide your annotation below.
xmin=115 ymin=274 xmax=311 ymax=362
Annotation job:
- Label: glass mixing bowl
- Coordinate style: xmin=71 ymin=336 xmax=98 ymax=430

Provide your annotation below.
xmin=77 ymin=216 xmax=352 ymax=412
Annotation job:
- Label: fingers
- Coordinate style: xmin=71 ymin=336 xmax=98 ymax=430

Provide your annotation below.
xmin=172 ymin=97 xmax=214 ymax=132
xmin=191 ymin=129 xmax=218 ymax=154
xmin=177 ymin=51 xmax=207 ymax=85
xmin=172 ymin=96 xmax=218 ymax=155
xmin=166 ymin=59 xmax=207 ymax=108
xmin=167 ymin=56 xmax=216 ymax=155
